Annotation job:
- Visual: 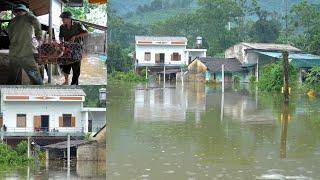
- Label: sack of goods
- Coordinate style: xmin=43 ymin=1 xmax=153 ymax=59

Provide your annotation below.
xmin=37 ymin=42 xmax=83 ymax=65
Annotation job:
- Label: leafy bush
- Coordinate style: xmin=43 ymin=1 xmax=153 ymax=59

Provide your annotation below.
xmin=109 ymin=71 xmax=146 ymax=82
xmin=305 ymin=67 xmax=320 ymax=91
xmin=84 ymin=133 xmax=92 ymax=141
xmin=0 ymin=143 xmax=31 ymax=166
xmin=232 ymin=75 xmax=240 ymax=84
xmin=15 ymin=141 xmax=28 ymax=156
xmin=249 ymin=75 xmax=256 ymax=85
xmin=258 ymin=60 xmax=298 ymax=92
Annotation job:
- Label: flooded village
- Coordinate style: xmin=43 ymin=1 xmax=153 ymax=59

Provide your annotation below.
xmin=1 ymin=0 xmax=320 ymax=179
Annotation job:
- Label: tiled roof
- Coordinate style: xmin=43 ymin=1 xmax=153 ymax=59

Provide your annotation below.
xmin=0 ymin=87 xmax=86 ymax=96
xmin=135 ymin=36 xmax=187 ymax=42
xmin=242 ymin=43 xmax=301 ymax=52
xmin=199 ymin=57 xmax=243 ymax=73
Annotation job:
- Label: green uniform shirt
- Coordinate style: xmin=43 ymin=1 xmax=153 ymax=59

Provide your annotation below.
xmin=8 ymin=12 xmax=41 ymax=58
xmin=59 ymin=21 xmax=87 ymax=43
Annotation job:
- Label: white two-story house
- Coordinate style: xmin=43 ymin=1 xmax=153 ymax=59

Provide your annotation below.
xmin=0 ymin=87 xmax=106 ymax=137
xmin=134 ymin=36 xmax=207 ymax=77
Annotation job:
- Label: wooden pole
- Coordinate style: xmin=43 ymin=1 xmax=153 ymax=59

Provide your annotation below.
xmin=181 ymin=67 xmax=184 ymax=87
xmin=67 ymin=134 xmax=70 ymax=168
xmin=163 ymin=65 xmax=166 ymax=87
xmin=27 ymin=137 xmax=30 ymax=158
xmin=145 ymin=66 xmax=148 ymax=80
xmin=222 ymin=64 xmax=225 ymax=93
xmin=280 ymin=104 xmax=289 ymax=159
xmin=283 ymin=51 xmax=289 ymax=103
xmin=48 ymin=0 xmax=53 ymax=84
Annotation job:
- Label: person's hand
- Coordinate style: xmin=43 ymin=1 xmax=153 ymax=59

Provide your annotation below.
xmin=69 ymin=36 xmax=76 ymax=42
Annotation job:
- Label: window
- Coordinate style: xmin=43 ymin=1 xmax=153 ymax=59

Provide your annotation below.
xmin=144 ymin=52 xmax=151 ymax=61
xmin=59 ymin=114 xmax=76 ymax=127
xmin=63 ymin=114 xmax=72 ymax=127
xmin=171 ymin=53 xmax=181 ymax=61
xmin=17 ymin=114 xmax=26 ymax=128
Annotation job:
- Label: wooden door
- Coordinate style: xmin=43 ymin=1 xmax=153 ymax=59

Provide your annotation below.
xmin=155 ymin=53 xmax=160 ymax=63
xmin=71 ymin=117 xmax=76 ymax=127
xmin=59 ymin=116 xmax=63 ymax=127
xmin=34 ymin=116 xmax=41 ymax=130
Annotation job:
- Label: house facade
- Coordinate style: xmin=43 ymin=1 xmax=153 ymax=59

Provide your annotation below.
xmin=225 ymin=42 xmax=303 ymax=82
xmin=0 ymin=87 xmax=106 ymax=137
xmin=134 ymin=36 xmax=207 ymax=77
xmin=187 ymin=57 xmax=244 ymax=83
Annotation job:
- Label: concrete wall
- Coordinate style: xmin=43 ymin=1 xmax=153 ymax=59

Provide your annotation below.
xmin=2 ymin=101 xmax=84 ymax=133
xmin=77 ymin=142 xmax=106 ymax=161
xmin=88 ymin=111 xmax=105 ymax=133
xmin=136 ymin=44 xmax=188 ymax=65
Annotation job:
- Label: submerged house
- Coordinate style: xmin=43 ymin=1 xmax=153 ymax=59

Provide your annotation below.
xmin=0 ymin=87 xmax=106 ymax=139
xmin=187 ymin=57 xmax=243 ymax=83
xmin=225 ymin=42 xmax=320 ymax=82
xmin=134 ymin=36 xmax=207 ymax=78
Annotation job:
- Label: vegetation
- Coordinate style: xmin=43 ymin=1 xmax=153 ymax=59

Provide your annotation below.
xmin=0 ymin=142 xmax=32 ymax=166
xmin=108 ymin=71 xmax=146 ymax=82
xmin=233 ymin=75 xmax=241 ymax=84
xmin=82 ymin=85 xmax=106 ymax=107
xmin=258 ymin=60 xmax=298 ymax=92
xmin=305 ymin=67 xmax=320 ymax=91
xmin=84 ymin=133 xmax=92 ymax=141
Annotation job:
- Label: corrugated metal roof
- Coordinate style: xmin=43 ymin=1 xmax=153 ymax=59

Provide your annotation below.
xmin=0 ymin=87 xmax=86 ymax=96
xmin=135 ymin=36 xmax=187 ymax=42
xmin=242 ymin=43 xmax=301 ymax=52
xmin=199 ymin=57 xmax=243 ymax=73
xmin=256 ymin=51 xmax=320 ymax=68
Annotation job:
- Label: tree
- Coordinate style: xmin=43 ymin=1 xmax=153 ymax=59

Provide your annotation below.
xmin=286 ymin=0 xmax=320 ymax=53
xmin=197 ymin=0 xmax=243 ymax=55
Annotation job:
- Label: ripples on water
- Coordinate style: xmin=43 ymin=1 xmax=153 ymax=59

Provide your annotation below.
xmin=107 ymin=82 xmax=320 ymax=179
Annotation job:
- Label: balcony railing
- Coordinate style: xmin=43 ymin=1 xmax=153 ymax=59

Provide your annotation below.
xmin=0 ymin=127 xmax=84 ymax=137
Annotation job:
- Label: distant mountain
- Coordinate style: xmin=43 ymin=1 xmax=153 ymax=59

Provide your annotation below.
xmin=108 ymin=0 xmax=319 ymax=24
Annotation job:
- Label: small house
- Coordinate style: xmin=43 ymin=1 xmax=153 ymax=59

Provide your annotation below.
xmin=187 ymin=57 xmax=243 ymax=83
xmin=0 ymin=87 xmax=106 ymax=137
xmin=225 ymin=42 xmax=301 ymax=81
xmin=134 ymin=36 xmax=207 ymax=78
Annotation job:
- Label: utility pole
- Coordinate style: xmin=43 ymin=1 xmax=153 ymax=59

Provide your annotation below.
xmin=284 ymin=0 xmax=288 ymax=42
xmin=283 ymin=51 xmax=289 ymax=104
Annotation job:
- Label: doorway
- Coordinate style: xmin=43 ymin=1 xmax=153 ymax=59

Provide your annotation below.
xmin=160 ymin=53 xmax=165 ymax=64
xmin=41 ymin=115 xmax=49 ymax=132
xmin=88 ymin=120 xmax=93 ymax=132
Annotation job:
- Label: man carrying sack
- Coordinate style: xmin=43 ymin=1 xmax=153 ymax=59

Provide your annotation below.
xmin=59 ymin=11 xmax=88 ymax=85
xmin=7 ymin=4 xmax=43 ymax=85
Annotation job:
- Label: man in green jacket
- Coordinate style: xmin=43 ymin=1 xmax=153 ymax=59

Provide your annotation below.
xmin=59 ymin=11 xmax=88 ymax=85
xmin=7 ymin=4 xmax=43 ymax=85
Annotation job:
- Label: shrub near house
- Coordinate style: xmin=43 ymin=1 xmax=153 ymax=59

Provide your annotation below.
xmin=258 ymin=61 xmax=298 ymax=92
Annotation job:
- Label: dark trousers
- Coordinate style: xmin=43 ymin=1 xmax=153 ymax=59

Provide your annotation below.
xmin=7 ymin=55 xmax=43 ymax=85
xmin=60 ymin=61 xmax=81 ymax=85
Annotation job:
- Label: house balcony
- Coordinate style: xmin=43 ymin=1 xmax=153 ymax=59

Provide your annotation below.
xmin=0 ymin=127 xmax=85 ymax=137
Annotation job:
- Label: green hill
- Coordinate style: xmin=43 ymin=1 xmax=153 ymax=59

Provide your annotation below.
xmin=109 ymin=0 xmax=320 ymax=25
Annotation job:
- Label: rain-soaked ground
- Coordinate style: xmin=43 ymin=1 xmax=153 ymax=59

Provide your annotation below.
xmin=50 ymin=54 xmax=107 ymax=85
xmin=107 ymin=82 xmax=320 ymax=180
xmin=0 ymin=160 xmax=106 ymax=179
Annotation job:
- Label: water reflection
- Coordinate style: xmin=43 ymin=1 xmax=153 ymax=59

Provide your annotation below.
xmin=0 ymin=160 xmax=106 ymax=179
xmin=107 ymin=82 xmax=320 ymax=179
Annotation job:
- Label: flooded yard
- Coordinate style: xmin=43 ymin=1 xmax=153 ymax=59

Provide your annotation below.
xmin=0 ymin=160 xmax=106 ymax=179
xmin=107 ymin=82 xmax=320 ymax=179
xmin=52 ymin=54 xmax=107 ymax=85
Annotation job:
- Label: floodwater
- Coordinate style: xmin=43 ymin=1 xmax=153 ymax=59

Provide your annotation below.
xmin=51 ymin=54 xmax=107 ymax=85
xmin=107 ymin=82 xmax=320 ymax=179
xmin=0 ymin=160 xmax=106 ymax=179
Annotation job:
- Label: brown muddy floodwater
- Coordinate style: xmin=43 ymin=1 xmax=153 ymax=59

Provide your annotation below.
xmin=107 ymin=82 xmax=320 ymax=180
xmin=52 ymin=54 xmax=107 ymax=85
xmin=0 ymin=160 xmax=106 ymax=179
